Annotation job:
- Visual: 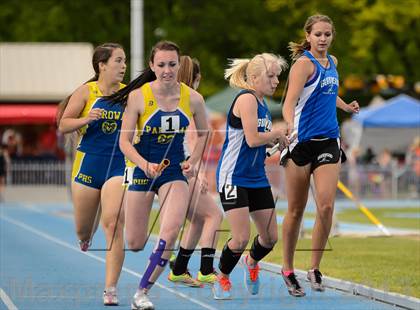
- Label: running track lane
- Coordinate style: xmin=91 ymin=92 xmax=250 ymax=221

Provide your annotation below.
xmin=0 ymin=203 xmax=398 ymax=310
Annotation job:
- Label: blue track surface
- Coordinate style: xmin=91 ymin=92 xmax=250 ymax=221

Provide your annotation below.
xmin=0 ymin=203 xmax=399 ymax=310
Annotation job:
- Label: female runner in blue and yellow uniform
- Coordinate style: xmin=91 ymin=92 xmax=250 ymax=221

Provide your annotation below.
xmin=108 ymin=41 xmax=208 ymax=310
xmin=58 ymin=43 xmax=127 ymax=306
xmin=281 ymin=15 xmax=359 ymax=296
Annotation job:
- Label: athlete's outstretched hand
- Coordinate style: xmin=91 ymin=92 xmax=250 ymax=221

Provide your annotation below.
xmin=346 ymin=101 xmax=360 ymax=113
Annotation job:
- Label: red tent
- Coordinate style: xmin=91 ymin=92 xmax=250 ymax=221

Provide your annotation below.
xmin=0 ymin=104 xmax=57 ymax=125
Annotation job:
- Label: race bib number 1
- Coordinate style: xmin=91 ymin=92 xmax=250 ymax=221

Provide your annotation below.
xmin=123 ymin=166 xmax=134 ymax=185
xmin=161 ymin=115 xmax=180 ymax=132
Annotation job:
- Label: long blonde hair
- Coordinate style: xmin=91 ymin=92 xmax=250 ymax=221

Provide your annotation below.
xmin=224 ymin=53 xmax=288 ymax=90
xmin=288 ymin=14 xmax=335 ymax=60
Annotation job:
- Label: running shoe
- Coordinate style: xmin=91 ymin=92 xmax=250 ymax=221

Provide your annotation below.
xmin=168 ymin=270 xmax=202 ymax=287
xmin=78 ymin=239 xmax=90 ymax=252
xmin=212 ymin=275 xmax=232 ymax=300
xmin=168 ymin=253 xmax=177 ymax=270
xmin=242 ymin=255 xmax=260 ymax=295
xmin=197 ymin=270 xmax=218 ymax=284
xmin=281 ymin=270 xmax=306 ymax=297
xmin=307 ymin=269 xmax=325 ymax=292
xmin=131 ymin=290 xmax=154 ymax=310
xmin=103 ymin=287 xmax=118 ymax=306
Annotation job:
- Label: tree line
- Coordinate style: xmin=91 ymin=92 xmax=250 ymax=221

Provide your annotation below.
xmin=1 ymin=0 xmax=418 ymax=102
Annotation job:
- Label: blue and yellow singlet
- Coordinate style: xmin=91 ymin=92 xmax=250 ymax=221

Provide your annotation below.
xmin=76 ymin=81 xmax=126 ymax=157
xmin=134 ymin=82 xmax=192 ymax=166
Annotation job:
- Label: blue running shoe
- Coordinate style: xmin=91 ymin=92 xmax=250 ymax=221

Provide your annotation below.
xmin=212 ymin=275 xmax=232 ymax=300
xmin=242 ymin=255 xmax=260 ymax=295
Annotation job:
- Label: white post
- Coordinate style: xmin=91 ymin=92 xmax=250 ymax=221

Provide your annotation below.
xmin=130 ymin=0 xmax=144 ymax=81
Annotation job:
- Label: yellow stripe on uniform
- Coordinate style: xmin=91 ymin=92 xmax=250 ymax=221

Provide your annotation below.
xmin=71 ymin=150 xmax=86 ymax=180
xmin=178 ymin=83 xmax=192 ymax=119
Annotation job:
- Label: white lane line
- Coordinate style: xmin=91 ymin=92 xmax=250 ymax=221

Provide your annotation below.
xmin=0 ymin=287 xmax=18 ymax=310
xmin=0 ymin=215 xmax=216 ymax=310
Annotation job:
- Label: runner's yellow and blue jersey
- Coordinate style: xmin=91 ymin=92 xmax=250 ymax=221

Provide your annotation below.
xmin=134 ymin=82 xmax=192 ymax=166
xmin=77 ymin=81 xmax=126 ymax=157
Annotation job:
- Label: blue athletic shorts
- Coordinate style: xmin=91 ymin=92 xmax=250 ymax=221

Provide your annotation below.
xmin=127 ymin=164 xmax=187 ymax=193
xmin=72 ymin=150 xmax=125 ymax=189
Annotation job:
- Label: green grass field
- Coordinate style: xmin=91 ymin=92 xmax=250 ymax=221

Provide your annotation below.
xmin=264 ymin=236 xmax=420 ymax=298
xmin=337 ymin=206 xmax=420 ymax=230
xmin=147 ymin=206 xmax=420 ymax=298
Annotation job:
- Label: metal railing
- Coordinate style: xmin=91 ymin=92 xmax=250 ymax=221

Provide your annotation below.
xmin=338 ymin=164 xmax=419 ymax=199
xmin=6 ymin=160 xmax=70 ymax=186
xmin=4 ymin=160 xmax=419 ymax=199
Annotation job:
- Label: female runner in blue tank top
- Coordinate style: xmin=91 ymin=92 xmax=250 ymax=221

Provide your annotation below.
xmin=213 ymin=53 xmax=288 ymax=300
xmin=108 ymin=41 xmax=209 ymax=310
xmin=280 ymin=15 xmax=359 ymax=297
xmin=58 ymin=43 xmax=127 ymax=305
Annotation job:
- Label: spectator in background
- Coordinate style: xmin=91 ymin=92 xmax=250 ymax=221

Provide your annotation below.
xmin=0 ymin=144 xmax=10 ymax=202
xmin=348 ymin=147 xmax=361 ymax=197
xmin=406 ymin=136 xmax=420 ymax=176
xmin=377 ymin=149 xmax=394 ymax=170
xmin=38 ymin=125 xmax=58 ymax=159
xmin=406 ymin=136 xmax=420 ymax=197
xmin=370 ymin=149 xmax=395 ymax=198
xmin=2 ymin=129 xmax=23 ymax=159
xmin=362 ymin=146 xmax=376 ymax=165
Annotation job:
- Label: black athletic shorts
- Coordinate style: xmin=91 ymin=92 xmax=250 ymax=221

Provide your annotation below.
xmin=219 ymin=185 xmax=275 ymax=212
xmin=280 ymin=137 xmax=346 ymax=173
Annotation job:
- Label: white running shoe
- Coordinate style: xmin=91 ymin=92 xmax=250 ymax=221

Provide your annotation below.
xmin=307 ymin=269 xmax=325 ymax=292
xmin=131 ymin=290 xmax=154 ymax=310
xmin=103 ymin=287 xmax=118 ymax=306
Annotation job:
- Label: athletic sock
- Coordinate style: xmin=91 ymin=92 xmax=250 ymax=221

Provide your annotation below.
xmin=249 ymin=235 xmax=273 ymax=261
xmin=200 ymin=248 xmax=216 ymax=275
xmin=172 ymin=247 xmax=194 ymax=276
xmin=219 ymin=242 xmax=243 ymax=275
